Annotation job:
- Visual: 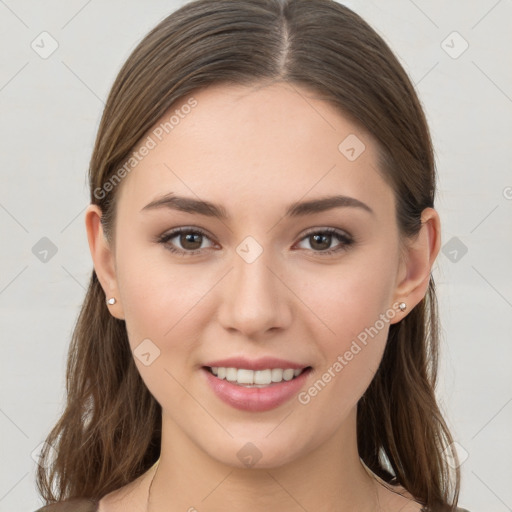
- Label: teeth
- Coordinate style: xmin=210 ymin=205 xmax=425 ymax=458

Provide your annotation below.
xmin=208 ymin=366 xmax=306 ymax=386
xmin=226 ymin=367 xmax=238 ymax=382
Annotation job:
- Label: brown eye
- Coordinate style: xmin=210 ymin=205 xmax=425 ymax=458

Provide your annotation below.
xmin=309 ymin=233 xmax=332 ymax=251
xmin=179 ymin=232 xmax=203 ymax=250
xmin=296 ymin=228 xmax=354 ymax=255
xmin=157 ymin=227 xmax=215 ymax=256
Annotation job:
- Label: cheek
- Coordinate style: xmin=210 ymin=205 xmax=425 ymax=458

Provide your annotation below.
xmin=116 ymin=238 xmax=208 ymax=343
xmin=295 ymin=328 xmax=387 ymax=453
xmin=301 ymin=251 xmax=397 ymax=342
xmin=117 ymin=260 xmax=203 ymax=412
xmin=114 ymin=245 xmax=218 ymax=404
xmin=294 ymin=253 xmax=396 ymax=410
xmin=297 ymin=291 xmax=392 ymax=437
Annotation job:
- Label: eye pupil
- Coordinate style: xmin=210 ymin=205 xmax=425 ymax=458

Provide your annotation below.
xmin=181 ymin=232 xmax=202 ymax=249
xmin=311 ymin=233 xmax=331 ymax=250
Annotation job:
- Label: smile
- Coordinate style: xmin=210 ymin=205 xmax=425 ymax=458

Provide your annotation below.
xmin=202 ymin=366 xmax=312 ymax=412
xmin=207 ymin=366 xmax=306 ymax=387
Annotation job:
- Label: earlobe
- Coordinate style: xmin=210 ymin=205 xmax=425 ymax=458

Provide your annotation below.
xmin=85 ymin=204 xmax=125 ymax=320
xmin=389 ymin=207 xmax=441 ymax=324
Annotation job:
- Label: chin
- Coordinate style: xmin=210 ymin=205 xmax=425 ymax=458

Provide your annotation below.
xmin=203 ymin=435 xmax=308 ymax=470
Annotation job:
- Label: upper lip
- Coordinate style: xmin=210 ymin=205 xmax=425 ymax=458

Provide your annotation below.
xmin=203 ymin=357 xmax=309 ymax=371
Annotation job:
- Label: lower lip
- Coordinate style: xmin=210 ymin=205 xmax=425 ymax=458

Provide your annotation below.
xmin=202 ymin=367 xmax=311 ymax=412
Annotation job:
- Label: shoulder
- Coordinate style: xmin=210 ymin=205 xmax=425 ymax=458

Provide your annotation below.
xmin=34 ymin=498 xmax=98 ymax=512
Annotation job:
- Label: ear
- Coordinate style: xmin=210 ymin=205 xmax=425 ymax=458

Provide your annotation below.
xmin=85 ymin=204 xmax=125 ymax=320
xmin=389 ymin=207 xmax=441 ymax=324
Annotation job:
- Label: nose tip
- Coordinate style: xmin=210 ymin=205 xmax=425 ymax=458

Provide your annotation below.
xmin=216 ymin=253 xmax=291 ymax=338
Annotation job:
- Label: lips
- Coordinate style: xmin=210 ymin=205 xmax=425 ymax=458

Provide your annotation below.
xmin=201 ymin=359 xmax=312 ymax=412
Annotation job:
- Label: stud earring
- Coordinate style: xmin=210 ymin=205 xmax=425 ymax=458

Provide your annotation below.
xmin=106 ymin=297 xmax=116 ymax=305
xmin=398 ymin=302 xmax=407 ymax=312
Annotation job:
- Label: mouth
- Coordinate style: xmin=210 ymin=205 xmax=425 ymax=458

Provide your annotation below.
xmin=203 ymin=365 xmax=312 ymax=387
xmin=201 ymin=364 xmax=313 ymax=412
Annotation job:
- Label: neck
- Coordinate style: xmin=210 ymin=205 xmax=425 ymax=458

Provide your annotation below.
xmin=147 ymin=407 xmax=380 ymax=512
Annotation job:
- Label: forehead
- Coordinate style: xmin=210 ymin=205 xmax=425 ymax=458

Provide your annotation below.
xmin=116 ymin=82 xmax=394 ymax=219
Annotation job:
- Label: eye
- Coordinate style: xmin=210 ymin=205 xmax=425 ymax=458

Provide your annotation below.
xmin=156 ymin=226 xmax=354 ymax=257
xmin=295 ymin=228 xmax=354 ymax=255
xmin=156 ymin=227 xmax=216 ymax=256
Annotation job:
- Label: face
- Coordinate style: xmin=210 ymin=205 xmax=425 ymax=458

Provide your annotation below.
xmin=100 ymin=82 xmax=409 ymax=468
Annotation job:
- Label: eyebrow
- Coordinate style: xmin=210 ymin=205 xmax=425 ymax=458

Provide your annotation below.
xmin=141 ymin=193 xmax=374 ymax=219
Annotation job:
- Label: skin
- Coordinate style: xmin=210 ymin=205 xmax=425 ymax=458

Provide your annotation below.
xmin=86 ymin=81 xmax=441 ymax=512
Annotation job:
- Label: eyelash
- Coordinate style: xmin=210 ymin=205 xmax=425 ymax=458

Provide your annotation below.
xmin=155 ymin=226 xmax=355 ymax=257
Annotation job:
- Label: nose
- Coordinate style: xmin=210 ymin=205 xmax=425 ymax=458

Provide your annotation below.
xmin=217 ymin=250 xmax=292 ymax=339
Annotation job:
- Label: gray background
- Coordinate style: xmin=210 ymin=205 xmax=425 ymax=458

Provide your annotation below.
xmin=1 ymin=1 xmax=511 ymax=511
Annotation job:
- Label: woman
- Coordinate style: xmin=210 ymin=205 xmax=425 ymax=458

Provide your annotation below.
xmin=34 ymin=0 xmax=470 ymax=511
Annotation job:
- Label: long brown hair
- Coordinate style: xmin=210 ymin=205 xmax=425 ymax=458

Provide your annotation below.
xmin=37 ymin=0 xmax=460 ymax=509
